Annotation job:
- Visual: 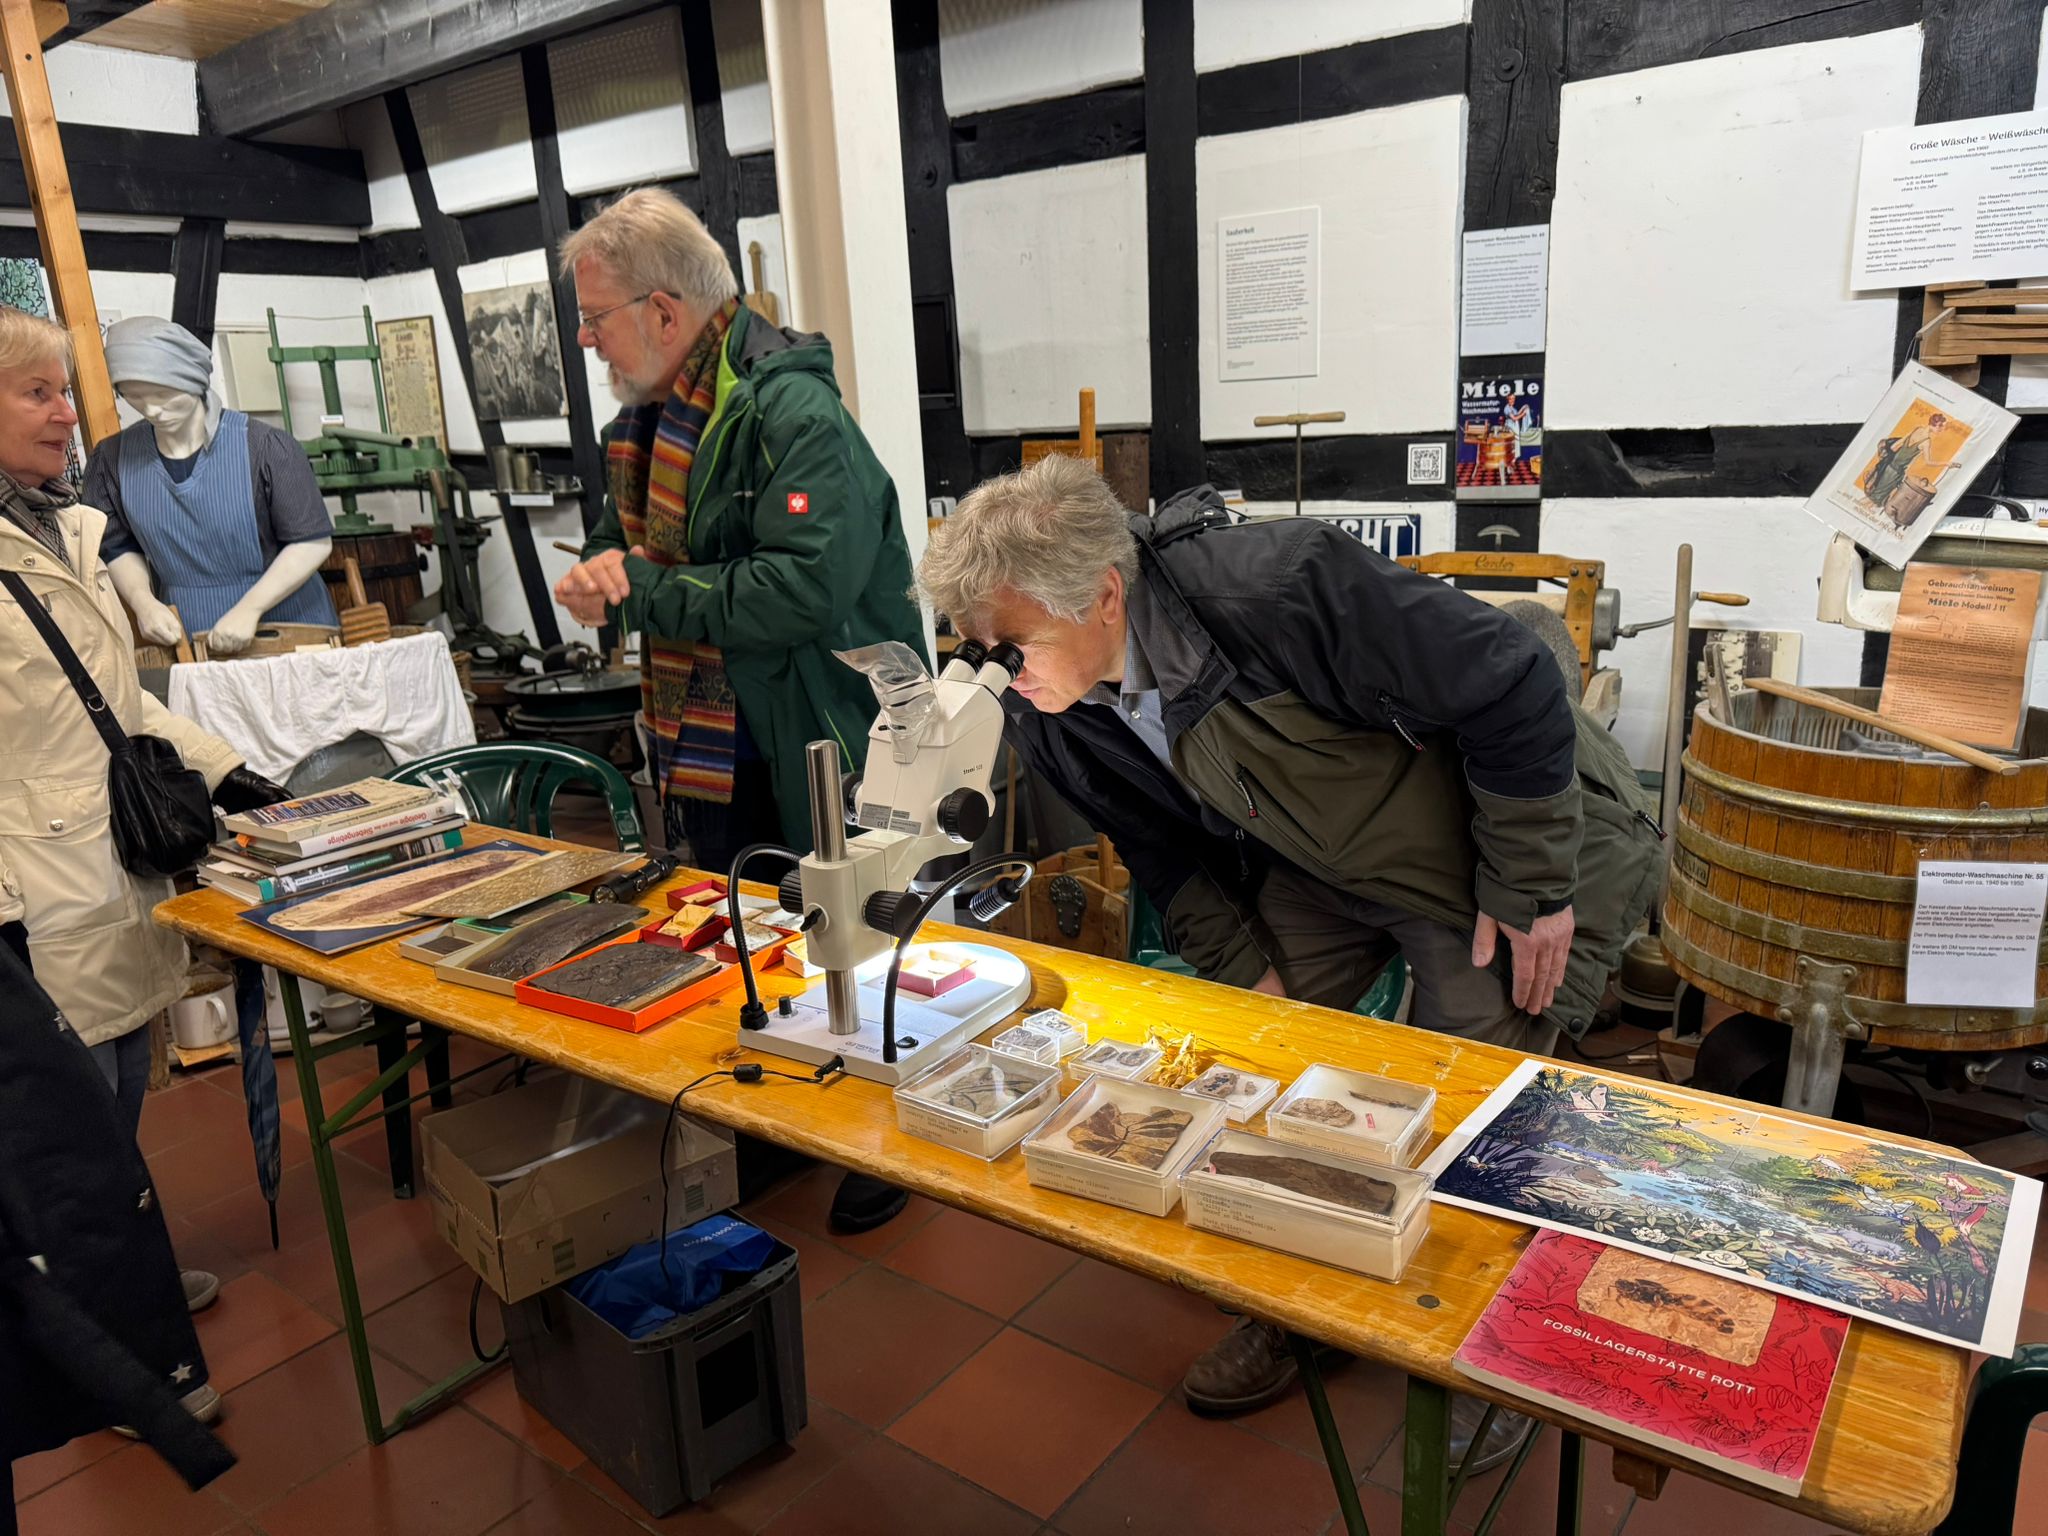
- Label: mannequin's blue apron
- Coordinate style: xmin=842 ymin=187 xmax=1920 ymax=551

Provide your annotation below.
xmin=114 ymin=410 xmax=337 ymax=634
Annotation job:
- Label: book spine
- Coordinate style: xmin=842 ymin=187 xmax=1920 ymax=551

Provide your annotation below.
xmin=224 ymin=780 xmax=432 ymax=838
xmin=247 ymin=797 xmax=462 ymax=858
xmin=259 ymin=829 xmax=462 ymax=897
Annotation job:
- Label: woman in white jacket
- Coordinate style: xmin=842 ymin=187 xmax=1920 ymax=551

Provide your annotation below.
xmin=0 ymin=308 xmax=283 ymax=1385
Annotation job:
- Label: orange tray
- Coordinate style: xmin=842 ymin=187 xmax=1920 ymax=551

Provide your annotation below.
xmin=665 ymin=878 xmax=729 ymax=912
xmin=514 ymin=932 xmax=743 ymax=1033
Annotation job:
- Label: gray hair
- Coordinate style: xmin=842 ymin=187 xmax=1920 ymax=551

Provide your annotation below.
xmin=0 ymin=306 xmax=71 ymax=377
xmin=919 ymin=453 xmax=1137 ymax=632
xmin=557 ymin=186 xmax=738 ymax=309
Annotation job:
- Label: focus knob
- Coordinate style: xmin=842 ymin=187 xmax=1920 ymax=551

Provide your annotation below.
xmin=777 ymin=872 xmax=805 ymax=914
xmin=863 ymin=889 xmax=922 ymax=939
xmin=842 ymin=772 xmax=862 ymax=825
xmin=935 ymin=787 xmax=990 ymax=842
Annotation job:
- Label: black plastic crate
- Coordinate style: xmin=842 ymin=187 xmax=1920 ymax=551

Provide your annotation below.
xmin=500 ymin=1237 xmax=805 ymax=1516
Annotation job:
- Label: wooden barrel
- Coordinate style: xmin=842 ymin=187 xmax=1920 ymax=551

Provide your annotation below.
xmin=1664 ymin=687 xmax=2048 ymax=1050
xmin=321 ymin=532 xmax=425 ymax=626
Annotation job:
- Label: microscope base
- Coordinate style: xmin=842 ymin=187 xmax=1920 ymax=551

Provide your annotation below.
xmin=740 ymin=943 xmax=1032 ymax=1086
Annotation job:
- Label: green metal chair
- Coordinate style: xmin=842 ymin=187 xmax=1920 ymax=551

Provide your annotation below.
xmin=351 ymin=743 xmax=647 ymax=1198
xmin=390 ymin=740 xmax=646 ymax=852
xmin=1931 ymin=1345 xmax=2048 ymax=1535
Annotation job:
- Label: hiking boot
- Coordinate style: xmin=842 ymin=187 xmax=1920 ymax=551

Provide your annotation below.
xmin=114 ymin=1383 xmax=222 ymax=1439
xmin=828 ymin=1172 xmax=907 ymax=1233
xmin=182 ymin=1270 xmax=219 ymax=1314
xmin=1182 ymin=1318 xmax=1305 ymax=1416
xmin=1451 ymin=1393 xmax=1534 ymax=1476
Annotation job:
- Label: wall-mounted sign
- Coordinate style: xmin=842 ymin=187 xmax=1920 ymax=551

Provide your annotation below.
xmin=1460 ymin=224 xmax=1548 ymax=355
xmin=375 ymin=315 xmax=448 ymax=447
xmin=1457 ymin=373 xmax=1542 ymax=501
xmin=1852 ymin=108 xmax=2048 ymax=290
xmin=1218 ymin=206 xmax=1320 ymax=382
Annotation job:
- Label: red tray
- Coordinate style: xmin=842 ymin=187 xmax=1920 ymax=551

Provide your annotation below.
xmin=514 ymin=932 xmax=743 ymax=1032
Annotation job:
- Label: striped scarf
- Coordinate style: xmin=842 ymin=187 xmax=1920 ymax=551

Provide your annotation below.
xmin=608 ymin=298 xmax=740 ymax=805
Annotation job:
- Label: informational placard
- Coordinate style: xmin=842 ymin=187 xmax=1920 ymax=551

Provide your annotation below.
xmin=1907 ymin=862 xmax=2048 ymax=1009
xmin=1218 ymin=207 xmax=1320 ymax=382
xmin=1851 ymin=109 xmax=2048 ymax=290
xmin=1879 ymin=563 xmax=2043 ymax=751
xmin=1460 ymin=225 xmax=1548 ymax=355
xmin=375 ymin=315 xmax=449 ymax=447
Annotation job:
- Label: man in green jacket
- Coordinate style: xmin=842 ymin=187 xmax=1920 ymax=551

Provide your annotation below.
xmin=554 ymin=188 xmax=925 ymax=1230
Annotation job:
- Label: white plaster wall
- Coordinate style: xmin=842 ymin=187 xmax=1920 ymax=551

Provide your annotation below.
xmin=550 ymin=10 xmax=697 ymax=195
xmin=408 ymin=55 xmax=538 ymax=215
xmin=342 ymin=99 xmax=420 ymax=235
xmin=713 ymin=0 xmax=775 ymax=154
xmin=0 ymin=43 xmax=198 ymax=134
xmin=212 ymin=273 xmax=385 ymax=440
xmin=1196 ymin=96 xmax=1464 ymax=439
xmin=1192 ymin=0 xmax=1466 ymax=72
xmin=87 ymin=268 xmax=177 ymax=431
xmin=1543 ymin=498 xmax=1867 ymax=767
xmin=1546 ymin=28 xmax=1922 ymax=431
xmin=948 ymin=154 xmax=1149 ymax=434
xmin=938 ymin=0 xmax=1142 ymax=115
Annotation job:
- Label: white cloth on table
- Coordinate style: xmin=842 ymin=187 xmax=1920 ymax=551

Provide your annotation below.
xmin=166 ymin=630 xmax=474 ymax=782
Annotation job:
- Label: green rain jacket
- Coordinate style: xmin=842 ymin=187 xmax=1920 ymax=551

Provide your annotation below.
xmin=586 ymin=306 xmax=927 ymax=852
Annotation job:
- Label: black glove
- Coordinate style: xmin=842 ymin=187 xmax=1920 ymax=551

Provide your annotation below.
xmin=213 ymin=767 xmax=291 ymax=815
xmin=1 ymin=920 xmax=29 ymax=973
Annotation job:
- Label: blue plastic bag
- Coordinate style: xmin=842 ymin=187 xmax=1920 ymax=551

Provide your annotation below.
xmin=564 ymin=1215 xmax=778 ymax=1340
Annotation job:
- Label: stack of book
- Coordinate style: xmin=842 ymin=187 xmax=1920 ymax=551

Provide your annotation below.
xmin=199 ymin=777 xmax=468 ymax=905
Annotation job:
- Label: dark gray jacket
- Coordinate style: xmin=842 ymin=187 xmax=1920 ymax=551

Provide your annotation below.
xmin=1000 ymin=486 xmax=1664 ymax=1037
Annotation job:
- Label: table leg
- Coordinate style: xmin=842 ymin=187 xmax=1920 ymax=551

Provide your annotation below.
xmin=371 ymin=1016 xmax=417 ymax=1199
xmin=1290 ymin=1334 xmax=1369 ymax=1535
xmin=1403 ymin=1375 xmax=1451 ymax=1536
xmin=1555 ymin=1430 xmax=1584 ymax=1536
xmin=279 ymin=972 xmax=387 ymax=1445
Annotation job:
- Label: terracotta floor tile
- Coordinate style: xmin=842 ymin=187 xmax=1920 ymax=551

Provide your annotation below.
xmin=1447 ymin=1429 xmax=1633 ymax=1536
xmin=210 ymin=1334 xmax=427 ymax=1514
xmin=8 ymin=1431 xmax=124 ymax=1502
xmin=748 ymin=1217 xmax=864 ymax=1307
xmin=462 ymin=1366 xmax=587 ymax=1474
xmin=743 ymin=1163 xmax=941 ymax=1260
xmin=759 ymin=1435 xmax=1037 ymax=1536
xmin=1233 ymin=1356 xmax=1410 ymax=1477
xmin=260 ymin=1189 xmax=463 ymax=1321
xmin=1051 ymin=1406 xmax=1377 ymax=1536
xmin=573 ymin=1401 xmax=870 ymax=1533
xmin=14 ymin=1441 xmax=242 ymax=1536
xmin=168 ymin=1213 xmax=259 ymax=1290
xmin=368 ymin=1267 xmax=503 ymax=1386
xmin=482 ymin=1477 xmax=649 ymax=1536
xmin=1616 ymin=1468 xmax=1846 ymax=1535
xmin=183 ymin=1151 xmax=394 ymax=1268
xmin=882 ymin=1208 xmax=1078 ymax=1319
xmin=152 ymin=1121 xmax=315 ymax=1219
xmin=250 ymin=1398 xmax=556 ymax=1536
xmin=1015 ymin=1257 xmax=1233 ymax=1392
xmin=801 ymin=1267 xmax=1001 ymax=1427
xmin=141 ymin=1078 xmax=245 ymax=1159
xmin=192 ymin=1270 xmax=339 ymax=1395
xmin=889 ymin=1329 xmax=1157 ymax=1518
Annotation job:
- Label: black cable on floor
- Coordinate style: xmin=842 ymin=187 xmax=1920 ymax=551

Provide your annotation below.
xmin=468 ymin=1275 xmax=504 ymax=1364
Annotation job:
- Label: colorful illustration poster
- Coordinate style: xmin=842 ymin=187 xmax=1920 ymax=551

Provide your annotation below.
xmin=240 ymin=840 xmax=539 ymax=955
xmin=1423 ymin=1059 xmax=2041 ymax=1355
xmin=1803 ymin=362 xmax=2017 ymax=569
xmin=1456 ymin=374 xmax=1541 ymax=501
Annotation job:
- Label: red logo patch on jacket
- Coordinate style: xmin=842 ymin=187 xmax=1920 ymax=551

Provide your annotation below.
xmin=787 ymin=493 xmax=809 ymax=515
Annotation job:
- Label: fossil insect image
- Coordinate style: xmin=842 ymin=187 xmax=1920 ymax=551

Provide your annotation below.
xmin=1425 ymin=1060 xmax=2039 ymax=1354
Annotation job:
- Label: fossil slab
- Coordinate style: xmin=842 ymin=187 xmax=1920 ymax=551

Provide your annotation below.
xmin=1079 ymin=1042 xmax=1153 ymax=1071
xmin=529 ymin=942 xmax=718 ymax=1011
xmin=269 ymin=847 xmax=537 ymax=932
xmin=466 ymin=905 xmax=646 ymax=981
xmin=1207 ymin=1149 xmax=1398 ymax=1218
xmin=915 ymin=1060 xmax=1045 ymax=1119
xmin=1281 ymin=1096 xmax=1357 ymax=1129
xmin=1066 ymin=1101 xmax=1191 ymax=1170
xmin=405 ymin=848 xmax=635 ymax=919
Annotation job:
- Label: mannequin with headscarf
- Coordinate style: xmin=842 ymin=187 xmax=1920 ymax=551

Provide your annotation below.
xmin=85 ymin=317 xmax=337 ymax=653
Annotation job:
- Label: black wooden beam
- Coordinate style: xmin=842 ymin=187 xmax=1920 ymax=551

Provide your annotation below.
xmin=1544 ymin=425 xmax=1862 ymax=500
xmin=734 ymin=152 xmax=780 ymax=218
xmin=1206 ymin=434 xmax=1457 ymax=504
xmin=896 ymin=0 xmax=973 ymax=500
xmin=1143 ymin=0 xmax=1201 ymax=498
xmin=456 ymin=201 xmax=547 ymax=265
xmin=1567 ymin=0 xmax=1922 ymax=81
xmin=676 ymin=0 xmax=742 ymax=280
xmin=202 ymin=0 xmax=658 ymax=138
xmin=385 ymin=87 xmax=563 ymax=653
xmin=169 ymin=218 xmax=224 ymax=351
xmin=949 ymin=84 xmax=1145 ymax=183
xmin=1466 ymin=0 xmax=1564 ymax=231
xmin=0 ymin=124 xmax=366 ymax=225
xmin=219 ymin=235 xmax=363 ymax=280
xmin=0 ymin=223 xmax=168 ymax=271
xmin=521 ymin=42 xmax=608 ymax=538
xmin=1196 ymin=24 xmax=1466 ymax=139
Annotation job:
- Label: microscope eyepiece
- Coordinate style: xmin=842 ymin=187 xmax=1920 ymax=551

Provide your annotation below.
xmin=984 ymin=642 xmax=1025 ymax=680
xmin=951 ymin=638 xmax=988 ymax=669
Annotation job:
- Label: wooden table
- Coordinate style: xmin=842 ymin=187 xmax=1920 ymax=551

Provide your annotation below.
xmin=156 ymin=852 xmax=1966 ymax=1536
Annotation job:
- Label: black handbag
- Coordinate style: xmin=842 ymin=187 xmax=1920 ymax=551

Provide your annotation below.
xmin=1 ymin=569 xmax=214 ymax=879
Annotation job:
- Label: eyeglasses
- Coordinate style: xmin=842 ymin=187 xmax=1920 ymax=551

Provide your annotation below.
xmin=577 ymin=293 xmax=653 ymax=332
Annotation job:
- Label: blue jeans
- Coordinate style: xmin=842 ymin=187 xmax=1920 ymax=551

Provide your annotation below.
xmin=90 ymin=1025 xmax=151 ymax=1140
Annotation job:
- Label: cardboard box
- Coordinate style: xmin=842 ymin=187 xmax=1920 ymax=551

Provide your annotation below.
xmin=422 ymin=1075 xmax=738 ymax=1303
